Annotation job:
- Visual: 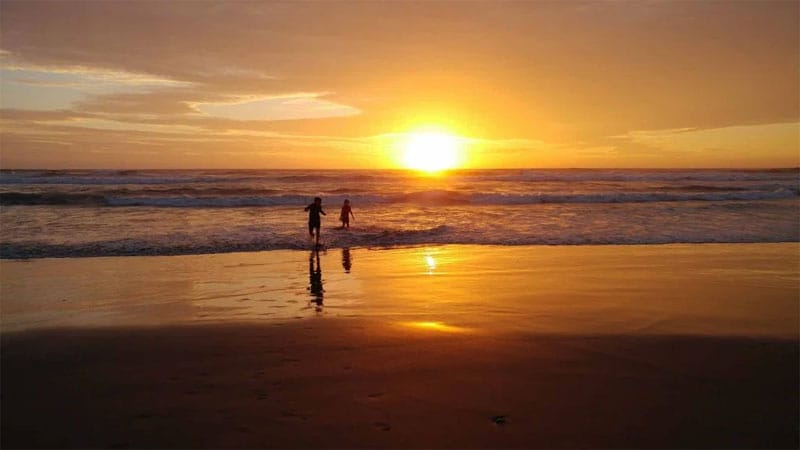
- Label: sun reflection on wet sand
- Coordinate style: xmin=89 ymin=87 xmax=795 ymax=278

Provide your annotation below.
xmin=424 ymin=255 xmax=436 ymax=274
xmin=1 ymin=244 xmax=797 ymax=340
xmin=401 ymin=321 xmax=468 ymax=333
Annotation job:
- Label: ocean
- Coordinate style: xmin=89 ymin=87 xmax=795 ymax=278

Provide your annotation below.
xmin=0 ymin=168 xmax=797 ymax=259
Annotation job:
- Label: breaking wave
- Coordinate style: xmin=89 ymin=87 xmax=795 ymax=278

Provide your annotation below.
xmin=2 ymin=188 xmax=796 ymax=207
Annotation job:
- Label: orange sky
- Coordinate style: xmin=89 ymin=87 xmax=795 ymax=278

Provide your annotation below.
xmin=0 ymin=1 xmax=798 ymax=169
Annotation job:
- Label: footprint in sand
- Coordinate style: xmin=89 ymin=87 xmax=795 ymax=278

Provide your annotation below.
xmin=490 ymin=415 xmax=509 ymax=426
xmin=367 ymin=392 xmax=385 ymax=400
xmin=372 ymin=421 xmax=391 ymax=431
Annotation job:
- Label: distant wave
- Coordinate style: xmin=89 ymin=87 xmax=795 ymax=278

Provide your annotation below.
xmin=654 ymin=184 xmax=775 ymax=192
xmin=0 ymin=173 xmax=263 ymax=185
xmin=0 ymin=176 xmax=248 ymax=186
xmin=2 ymin=188 xmax=797 ymax=207
xmin=0 ymin=192 xmax=110 ymax=206
xmin=273 ymin=173 xmax=385 ymax=183
xmin=2 ymin=168 xmax=798 ymax=186
xmin=466 ymin=189 xmax=799 ymax=205
xmin=0 ymin=192 xmax=324 ymax=207
xmin=464 ymin=169 xmax=800 ymax=183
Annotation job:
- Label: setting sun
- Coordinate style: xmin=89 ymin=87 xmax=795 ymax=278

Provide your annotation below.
xmin=402 ymin=132 xmax=461 ymax=172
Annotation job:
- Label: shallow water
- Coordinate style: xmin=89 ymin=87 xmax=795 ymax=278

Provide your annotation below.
xmin=1 ymin=169 xmax=798 ymax=258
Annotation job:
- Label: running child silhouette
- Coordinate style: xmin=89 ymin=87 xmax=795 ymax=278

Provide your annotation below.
xmin=304 ymin=197 xmax=326 ymax=246
xmin=339 ymin=199 xmax=355 ymax=229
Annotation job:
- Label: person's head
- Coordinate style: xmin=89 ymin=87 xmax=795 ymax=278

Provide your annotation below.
xmin=344 ymin=199 xmax=350 ymax=205
xmin=314 ymin=196 xmax=322 ymax=205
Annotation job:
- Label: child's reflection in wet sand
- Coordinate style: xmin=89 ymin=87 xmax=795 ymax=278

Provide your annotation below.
xmin=342 ymin=247 xmax=352 ymax=273
xmin=308 ymin=249 xmax=323 ymax=312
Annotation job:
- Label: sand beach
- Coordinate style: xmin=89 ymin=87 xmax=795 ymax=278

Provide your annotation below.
xmin=1 ymin=243 xmax=798 ymax=448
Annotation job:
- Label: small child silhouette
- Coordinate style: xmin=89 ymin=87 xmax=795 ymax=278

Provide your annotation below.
xmin=339 ymin=199 xmax=355 ymax=229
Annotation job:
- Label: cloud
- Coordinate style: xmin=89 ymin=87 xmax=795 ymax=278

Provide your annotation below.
xmin=193 ymin=93 xmax=361 ymax=121
xmin=607 ymin=122 xmax=800 ymax=166
xmin=0 ymin=60 xmax=193 ymax=111
xmin=1 ymin=62 xmax=192 ymax=86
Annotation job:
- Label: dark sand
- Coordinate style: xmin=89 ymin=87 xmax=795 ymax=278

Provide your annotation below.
xmin=3 ymin=322 xmax=797 ymax=448
xmin=1 ymin=244 xmax=798 ymax=448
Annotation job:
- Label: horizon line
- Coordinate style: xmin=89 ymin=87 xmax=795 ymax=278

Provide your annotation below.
xmin=1 ymin=167 xmax=798 ymax=172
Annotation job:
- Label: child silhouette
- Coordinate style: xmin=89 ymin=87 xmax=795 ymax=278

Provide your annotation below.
xmin=339 ymin=199 xmax=355 ymax=229
xmin=304 ymin=197 xmax=326 ymax=246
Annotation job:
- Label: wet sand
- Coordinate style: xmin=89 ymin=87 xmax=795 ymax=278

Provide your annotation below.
xmin=1 ymin=244 xmax=798 ymax=448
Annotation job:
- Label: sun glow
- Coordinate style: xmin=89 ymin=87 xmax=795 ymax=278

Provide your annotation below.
xmin=402 ymin=131 xmax=461 ymax=172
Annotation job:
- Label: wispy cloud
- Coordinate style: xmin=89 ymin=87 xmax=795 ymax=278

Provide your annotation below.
xmin=0 ymin=59 xmax=194 ymax=111
xmin=0 ymin=51 xmax=192 ymax=86
xmin=606 ymin=122 xmax=800 ymax=166
xmin=193 ymin=93 xmax=361 ymax=121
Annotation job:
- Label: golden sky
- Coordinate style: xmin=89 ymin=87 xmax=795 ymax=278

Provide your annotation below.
xmin=1 ymin=1 xmax=798 ymax=169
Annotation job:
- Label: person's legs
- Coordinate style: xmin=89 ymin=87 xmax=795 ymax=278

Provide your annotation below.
xmin=309 ymin=220 xmax=321 ymax=245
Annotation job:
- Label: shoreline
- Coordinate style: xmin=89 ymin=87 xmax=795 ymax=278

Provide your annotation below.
xmin=2 ymin=239 xmax=799 ymax=260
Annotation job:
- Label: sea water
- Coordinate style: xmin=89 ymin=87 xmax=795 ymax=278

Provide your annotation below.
xmin=1 ymin=169 xmax=797 ymax=258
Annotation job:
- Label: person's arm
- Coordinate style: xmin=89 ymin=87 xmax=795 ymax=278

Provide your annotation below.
xmin=350 ymin=210 xmax=355 ymax=219
xmin=304 ymin=205 xmax=310 ymax=211
xmin=321 ymin=208 xmax=326 ymax=215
